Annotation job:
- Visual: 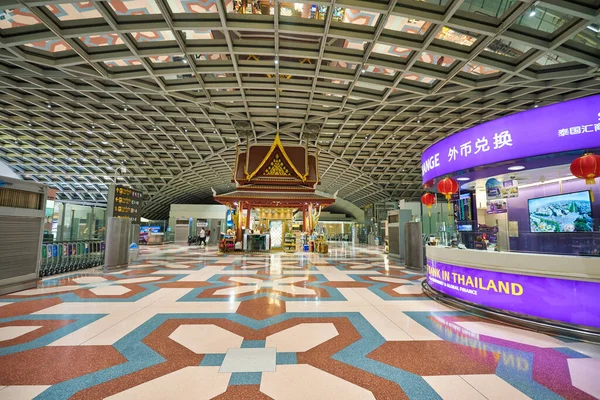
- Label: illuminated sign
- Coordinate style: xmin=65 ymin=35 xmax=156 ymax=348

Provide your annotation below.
xmin=422 ymin=94 xmax=600 ymax=183
xmin=427 ymin=259 xmax=600 ymax=329
xmin=111 ymin=185 xmax=143 ymax=224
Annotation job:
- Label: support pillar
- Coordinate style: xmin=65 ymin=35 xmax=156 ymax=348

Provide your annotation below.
xmin=302 ymin=205 xmax=306 ymax=232
xmin=246 ymin=203 xmax=252 ymax=231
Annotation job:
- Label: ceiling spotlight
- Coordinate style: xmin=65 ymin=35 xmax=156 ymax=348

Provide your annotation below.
xmin=361 ymin=69 xmax=366 ymax=73
xmin=417 ymin=118 xmax=421 ymax=123
xmin=182 ymin=59 xmax=188 ymax=64
xmin=47 ymin=103 xmax=52 ymax=108
xmin=274 ymin=58 xmax=279 ymax=65
xmin=508 ymin=165 xmax=525 ymax=171
xmin=124 ymin=107 xmax=127 ymax=111
xmin=102 ymin=141 xmax=108 ymax=144
xmin=28 ymin=122 xmax=32 ymax=127
xmin=529 ymin=2 xmax=538 ymax=17
xmin=91 ymin=124 xmax=95 ymax=129
xmin=153 ymin=126 xmax=157 ymax=131
xmin=184 ymin=129 xmax=188 ymax=133
xmin=276 ymin=104 xmax=280 ymax=109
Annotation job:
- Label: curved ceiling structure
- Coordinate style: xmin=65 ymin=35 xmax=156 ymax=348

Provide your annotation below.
xmin=0 ymin=0 xmax=599 ymax=219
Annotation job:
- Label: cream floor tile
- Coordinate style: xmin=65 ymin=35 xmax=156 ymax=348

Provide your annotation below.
xmin=423 ymin=376 xmax=486 ymax=400
xmin=273 ymin=285 xmax=316 ymax=296
xmin=266 ymin=323 xmax=338 ymax=352
xmin=568 ymin=358 xmax=600 ymax=398
xmin=0 ymin=326 xmax=42 ymax=341
xmin=261 ymin=364 xmax=375 ymax=400
xmin=376 ymin=306 xmax=442 ymax=341
xmin=370 ymin=276 xmax=413 ymax=284
xmin=367 ymin=298 xmax=453 ymax=312
xmin=114 ymin=276 xmax=163 ymax=284
xmin=220 ymin=348 xmax=276 ymax=373
xmin=214 ymin=285 xmax=259 ymax=296
xmin=48 ymin=311 xmax=137 ymax=346
xmin=72 ymin=276 xmax=107 ymax=284
xmin=460 ymin=374 xmax=530 ymax=400
xmin=82 ymin=303 xmax=240 ymax=346
xmin=106 ymin=367 xmax=230 ymax=400
xmin=169 ymin=324 xmax=243 ymax=354
xmin=89 ymin=285 xmax=131 ymax=296
xmin=11 ymin=286 xmax=80 ymax=296
xmin=358 ymin=307 xmax=413 ymax=341
xmin=393 ymin=284 xmax=423 ymax=295
xmin=456 ymin=322 xmax=564 ymax=348
xmin=0 ymin=385 xmax=50 ymax=399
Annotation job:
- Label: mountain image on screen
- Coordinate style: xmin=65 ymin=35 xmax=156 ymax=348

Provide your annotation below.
xmin=528 ymin=191 xmax=593 ymax=233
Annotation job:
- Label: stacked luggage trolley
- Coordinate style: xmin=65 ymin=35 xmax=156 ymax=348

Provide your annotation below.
xmin=39 ymin=240 xmax=105 ymax=277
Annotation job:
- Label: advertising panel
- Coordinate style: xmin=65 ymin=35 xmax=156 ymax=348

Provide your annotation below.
xmin=421 ymin=94 xmax=600 ymax=183
xmin=427 ymin=259 xmax=600 ymax=329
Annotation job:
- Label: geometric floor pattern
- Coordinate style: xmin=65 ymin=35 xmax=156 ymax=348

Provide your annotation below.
xmin=1 ymin=243 xmax=599 ymax=399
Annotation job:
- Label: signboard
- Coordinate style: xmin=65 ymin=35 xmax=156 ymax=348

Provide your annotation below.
xmin=109 ymin=185 xmax=143 ymax=224
xmin=427 ymin=259 xmax=600 ymax=329
xmin=421 ymin=94 xmax=600 ymax=183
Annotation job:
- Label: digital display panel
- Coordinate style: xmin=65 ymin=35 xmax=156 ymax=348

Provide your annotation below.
xmin=528 ymin=191 xmax=593 ymax=233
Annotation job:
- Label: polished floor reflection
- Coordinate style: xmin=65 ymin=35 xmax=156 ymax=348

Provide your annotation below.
xmin=0 ymin=243 xmax=598 ymax=399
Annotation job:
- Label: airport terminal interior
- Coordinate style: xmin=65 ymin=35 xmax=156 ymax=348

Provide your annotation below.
xmin=1 ymin=0 xmax=600 ymax=398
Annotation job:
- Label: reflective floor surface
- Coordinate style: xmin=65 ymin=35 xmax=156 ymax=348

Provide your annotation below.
xmin=0 ymin=243 xmax=599 ymax=399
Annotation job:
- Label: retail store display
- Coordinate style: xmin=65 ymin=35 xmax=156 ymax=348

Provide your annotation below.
xmin=284 ymin=233 xmax=296 ymax=253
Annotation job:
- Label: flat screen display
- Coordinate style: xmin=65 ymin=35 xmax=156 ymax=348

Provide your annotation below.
xmin=457 ymin=223 xmax=473 ymax=232
xmin=528 ymin=191 xmax=593 ymax=232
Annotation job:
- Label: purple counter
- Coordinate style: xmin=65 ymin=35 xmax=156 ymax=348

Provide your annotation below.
xmin=426 ymin=256 xmax=600 ymax=329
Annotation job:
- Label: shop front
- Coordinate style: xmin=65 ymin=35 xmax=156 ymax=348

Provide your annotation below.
xmin=214 ymin=133 xmax=335 ymax=253
xmin=421 ymin=94 xmax=600 ymax=333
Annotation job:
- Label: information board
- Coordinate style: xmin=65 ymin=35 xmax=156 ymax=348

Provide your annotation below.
xmin=109 ymin=185 xmax=143 ymax=224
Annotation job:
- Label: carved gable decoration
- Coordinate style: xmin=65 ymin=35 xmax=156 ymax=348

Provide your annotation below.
xmin=263 ymin=154 xmax=291 ymax=176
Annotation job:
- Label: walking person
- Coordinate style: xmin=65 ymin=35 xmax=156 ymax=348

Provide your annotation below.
xmin=199 ymin=227 xmax=207 ymax=247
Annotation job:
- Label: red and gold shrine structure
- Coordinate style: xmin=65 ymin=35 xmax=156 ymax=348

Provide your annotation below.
xmin=214 ymin=133 xmax=335 ymax=242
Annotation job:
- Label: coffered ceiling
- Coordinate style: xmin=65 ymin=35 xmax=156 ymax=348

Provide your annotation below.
xmin=0 ymin=0 xmax=599 ymax=218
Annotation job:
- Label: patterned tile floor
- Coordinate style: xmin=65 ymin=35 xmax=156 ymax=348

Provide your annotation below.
xmin=1 ymin=243 xmax=599 ymax=399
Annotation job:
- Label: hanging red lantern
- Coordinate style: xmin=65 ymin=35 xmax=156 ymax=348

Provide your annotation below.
xmin=437 ymin=177 xmax=459 ymax=210
xmin=421 ymin=193 xmax=436 ymax=216
xmin=570 ymin=153 xmax=600 ymax=202
xmin=437 ymin=177 xmax=459 ymax=201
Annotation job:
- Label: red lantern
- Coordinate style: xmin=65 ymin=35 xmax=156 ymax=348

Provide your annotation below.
xmin=570 ymin=153 xmax=600 ymax=202
xmin=437 ymin=177 xmax=459 ymax=201
xmin=437 ymin=177 xmax=459 ymax=210
xmin=421 ymin=193 xmax=436 ymax=216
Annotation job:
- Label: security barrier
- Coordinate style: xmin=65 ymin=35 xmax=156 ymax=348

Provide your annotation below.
xmin=39 ymin=240 xmax=105 ymax=277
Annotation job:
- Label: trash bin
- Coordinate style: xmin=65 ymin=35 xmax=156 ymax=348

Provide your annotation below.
xmin=128 ymin=243 xmax=139 ymax=263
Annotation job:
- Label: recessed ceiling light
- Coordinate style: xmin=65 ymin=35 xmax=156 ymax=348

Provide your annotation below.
xmin=102 ymin=141 xmax=108 ymax=144
xmin=182 ymin=59 xmax=188 ymax=64
xmin=124 ymin=107 xmax=127 ymax=111
xmin=508 ymin=165 xmax=525 ymax=171
xmin=457 ymin=177 xmax=470 ymax=181
xmin=361 ymin=69 xmax=366 ymax=73
xmin=274 ymin=58 xmax=279 ymax=64
xmin=276 ymin=104 xmax=279 ymax=109
xmin=47 ymin=103 xmax=52 ymax=108
xmin=184 ymin=129 xmax=188 ymax=132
